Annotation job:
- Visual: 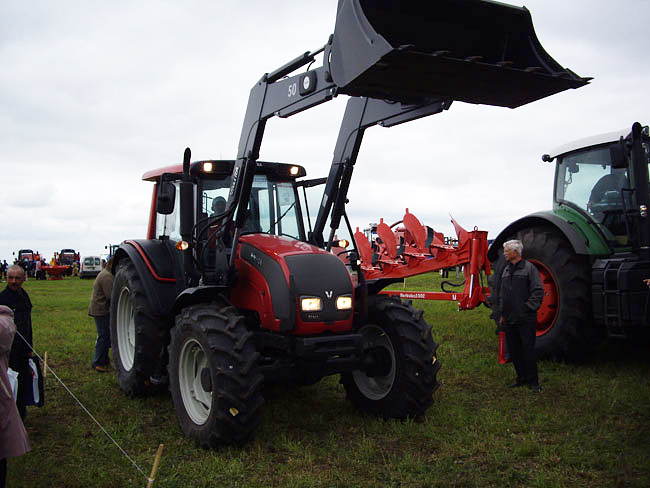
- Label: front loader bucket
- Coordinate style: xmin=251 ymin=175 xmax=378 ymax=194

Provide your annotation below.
xmin=330 ymin=0 xmax=590 ymax=108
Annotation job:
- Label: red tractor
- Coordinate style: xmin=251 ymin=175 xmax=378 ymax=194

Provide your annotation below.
xmin=54 ymin=248 xmax=80 ymax=276
xmin=15 ymin=249 xmax=41 ymax=277
xmin=110 ymin=0 xmax=588 ymax=447
xmin=55 ymin=249 xmax=79 ymax=267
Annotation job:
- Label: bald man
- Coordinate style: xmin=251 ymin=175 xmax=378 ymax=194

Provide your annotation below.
xmin=0 ymin=265 xmax=33 ymax=418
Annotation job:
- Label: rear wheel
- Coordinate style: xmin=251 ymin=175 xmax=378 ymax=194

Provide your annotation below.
xmin=489 ymin=226 xmax=598 ymax=360
xmin=341 ymin=295 xmax=440 ymax=419
xmin=168 ymin=302 xmax=263 ymax=448
xmin=110 ymin=259 xmax=164 ymax=396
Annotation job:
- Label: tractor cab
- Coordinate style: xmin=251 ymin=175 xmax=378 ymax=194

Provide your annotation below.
xmin=554 ymin=141 xmax=630 ymax=246
xmin=147 ymin=159 xmax=311 ymax=276
xmin=550 ymin=125 xmax=650 ymax=250
xmin=197 ymin=164 xmax=307 ymax=240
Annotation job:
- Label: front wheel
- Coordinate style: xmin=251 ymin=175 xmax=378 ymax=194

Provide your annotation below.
xmin=168 ymin=302 xmax=264 ymax=448
xmin=341 ymin=295 xmax=440 ymax=419
xmin=110 ymin=259 xmax=165 ymax=396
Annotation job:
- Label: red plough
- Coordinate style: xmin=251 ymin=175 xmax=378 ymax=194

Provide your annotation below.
xmin=354 ymin=209 xmax=491 ymax=310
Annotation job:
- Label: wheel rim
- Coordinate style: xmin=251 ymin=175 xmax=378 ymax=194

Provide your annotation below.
xmin=529 ymin=259 xmax=559 ymax=336
xmin=352 ymin=324 xmax=396 ymax=400
xmin=116 ymin=286 xmax=136 ymax=371
xmin=178 ymin=338 xmax=212 ymax=425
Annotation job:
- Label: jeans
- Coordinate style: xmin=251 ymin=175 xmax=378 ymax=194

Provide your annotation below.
xmin=93 ymin=315 xmax=111 ymax=367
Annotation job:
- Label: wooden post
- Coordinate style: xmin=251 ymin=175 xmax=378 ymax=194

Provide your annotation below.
xmin=43 ymin=351 xmax=48 ymax=378
xmin=146 ymin=444 xmax=164 ymax=488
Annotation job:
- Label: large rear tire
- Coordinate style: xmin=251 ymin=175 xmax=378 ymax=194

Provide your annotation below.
xmin=341 ymin=295 xmax=440 ymax=419
xmin=110 ymin=259 xmax=165 ymax=396
xmin=168 ymin=302 xmax=264 ymax=448
xmin=488 ymin=226 xmax=598 ymax=360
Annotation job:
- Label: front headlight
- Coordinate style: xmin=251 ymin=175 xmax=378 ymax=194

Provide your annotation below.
xmin=336 ymin=295 xmax=352 ymax=310
xmin=301 ymin=297 xmax=322 ymax=312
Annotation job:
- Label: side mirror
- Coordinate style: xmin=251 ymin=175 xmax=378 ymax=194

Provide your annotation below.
xmin=610 ymin=139 xmax=628 ymax=169
xmin=157 ymin=181 xmax=176 ymax=215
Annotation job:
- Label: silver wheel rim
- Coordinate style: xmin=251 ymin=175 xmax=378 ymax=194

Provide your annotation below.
xmin=179 ymin=338 xmax=212 ymax=425
xmin=116 ymin=286 xmax=136 ymax=371
xmin=352 ymin=324 xmax=396 ymax=400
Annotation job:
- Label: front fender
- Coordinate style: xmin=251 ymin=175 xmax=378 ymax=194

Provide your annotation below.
xmin=112 ymin=239 xmax=183 ymax=315
xmin=488 ymin=211 xmax=609 ymax=261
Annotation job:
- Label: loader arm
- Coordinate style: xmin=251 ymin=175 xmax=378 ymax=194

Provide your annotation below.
xmin=216 ymin=0 xmax=590 ymax=285
xmin=311 ymin=96 xmax=452 ymax=249
xmin=223 ymin=52 xmax=338 ymax=276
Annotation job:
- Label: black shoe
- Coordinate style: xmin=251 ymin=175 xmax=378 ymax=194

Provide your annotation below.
xmin=508 ymin=380 xmax=526 ymax=388
xmin=528 ymin=384 xmax=541 ymax=393
xmin=149 ymin=374 xmax=168 ymax=387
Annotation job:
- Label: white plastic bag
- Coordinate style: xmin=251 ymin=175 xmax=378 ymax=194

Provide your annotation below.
xmin=7 ymin=367 xmax=19 ymax=400
xmin=27 ymin=358 xmax=40 ymax=405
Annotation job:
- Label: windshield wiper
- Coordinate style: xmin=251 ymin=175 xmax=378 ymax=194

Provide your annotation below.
xmin=267 ymin=202 xmax=295 ymax=234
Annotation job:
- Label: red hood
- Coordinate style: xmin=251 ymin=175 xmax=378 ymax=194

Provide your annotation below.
xmin=239 ymin=234 xmax=328 ymax=259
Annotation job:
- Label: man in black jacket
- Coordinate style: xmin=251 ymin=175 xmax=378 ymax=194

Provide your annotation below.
xmin=497 ymin=240 xmax=543 ymax=392
xmin=0 ymin=265 xmax=33 ymax=418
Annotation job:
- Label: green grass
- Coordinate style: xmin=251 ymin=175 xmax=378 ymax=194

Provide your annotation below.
xmin=7 ymin=275 xmax=650 ymax=487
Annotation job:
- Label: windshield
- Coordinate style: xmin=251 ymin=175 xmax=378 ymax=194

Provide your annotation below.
xmin=555 ymin=145 xmax=628 ymax=229
xmin=199 ymin=174 xmax=303 ymax=239
xmin=252 ymin=175 xmax=302 ymax=238
xmin=201 ymin=176 xmax=231 ymax=217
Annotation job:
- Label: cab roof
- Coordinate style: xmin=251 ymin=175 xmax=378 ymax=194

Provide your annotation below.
xmin=548 ymin=128 xmax=629 ymax=159
xmin=142 ymin=160 xmax=234 ymax=181
xmin=142 ymin=160 xmax=306 ymax=181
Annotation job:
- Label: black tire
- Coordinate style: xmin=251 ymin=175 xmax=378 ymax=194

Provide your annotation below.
xmin=341 ymin=295 xmax=440 ymax=419
xmin=110 ymin=259 xmax=165 ymax=396
xmin=488 ymin=226 xmax=598 ymax=360
xmin=168 ymin=302 xmax=264 ymax=448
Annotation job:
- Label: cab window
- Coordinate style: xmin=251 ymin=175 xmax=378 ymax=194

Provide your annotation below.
xmin=156 ymin=181 xmax=182 ymax=241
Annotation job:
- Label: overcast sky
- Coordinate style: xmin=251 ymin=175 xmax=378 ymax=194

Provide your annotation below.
xmin=1 ymin=0 xmax=649 ymax=264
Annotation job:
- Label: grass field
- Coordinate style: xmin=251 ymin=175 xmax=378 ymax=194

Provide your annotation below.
xmin=7 ymin=275 xmax=650 ymax=487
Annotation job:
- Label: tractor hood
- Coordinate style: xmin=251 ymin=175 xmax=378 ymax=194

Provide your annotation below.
xmin=330 ymin=0 xmax=590 ymax=108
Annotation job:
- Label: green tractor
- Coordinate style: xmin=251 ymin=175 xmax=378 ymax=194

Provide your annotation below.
xmin=489 ymin=123 xmax=650 ymax=360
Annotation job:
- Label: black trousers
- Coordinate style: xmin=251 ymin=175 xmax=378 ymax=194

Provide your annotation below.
xmin=505 ymin=319 xmax=538 ymax=386
xmin=11 ymin=361 xmax=30 ymax=420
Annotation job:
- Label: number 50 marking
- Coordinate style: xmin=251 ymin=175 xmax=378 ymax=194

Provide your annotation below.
xmin=287 ymin=82 xmax=297 ymax=98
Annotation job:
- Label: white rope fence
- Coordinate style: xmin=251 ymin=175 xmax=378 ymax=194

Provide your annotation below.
xmin=12 ymin=328 xmax=164 ymax=486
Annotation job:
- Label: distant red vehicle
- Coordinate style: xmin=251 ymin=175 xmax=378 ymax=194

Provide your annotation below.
xmin=15 ymin=249 xmax=41 ymax=277
xmin=54 ymin=248 xmax=80 ymax=276
xmin=55 ymin=249 xmax=79 ymax=267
